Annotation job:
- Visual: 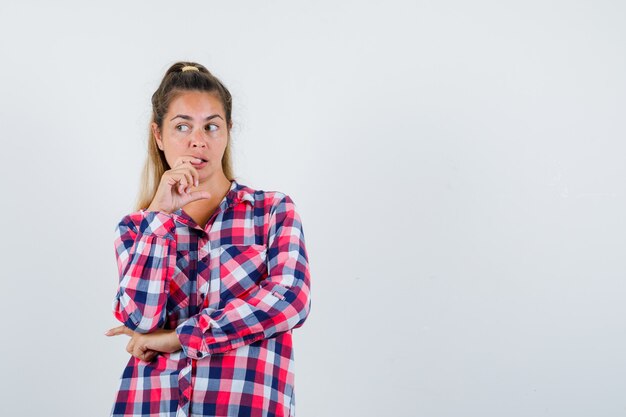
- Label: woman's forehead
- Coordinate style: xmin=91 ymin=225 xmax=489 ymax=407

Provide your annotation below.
xmin=167 ymin=90 xmax=224 ymax=117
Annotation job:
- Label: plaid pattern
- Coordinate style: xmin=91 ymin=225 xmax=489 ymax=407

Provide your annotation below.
xmin=110 ymin=180 xmax=311 ymax=417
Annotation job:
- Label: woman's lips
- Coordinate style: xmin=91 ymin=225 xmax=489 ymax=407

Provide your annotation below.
xmin=190 ymin=159 xmax=207 ymax=168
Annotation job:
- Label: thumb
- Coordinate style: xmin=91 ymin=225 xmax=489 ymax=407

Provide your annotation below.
xmin=185 ymin=191 xmax=212 ymax=203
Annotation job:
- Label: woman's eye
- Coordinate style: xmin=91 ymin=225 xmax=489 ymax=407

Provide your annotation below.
xmin=206 ymin=124 xmax=218 ymax=132
xmin=175 ymin=125 xmax=189 ymax=132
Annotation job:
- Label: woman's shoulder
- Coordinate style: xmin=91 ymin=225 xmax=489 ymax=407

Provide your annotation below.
xmin=113 ymin=209 xmax=177 ymax=239
xmin=234 ymin=180 xmax=304 ymax=225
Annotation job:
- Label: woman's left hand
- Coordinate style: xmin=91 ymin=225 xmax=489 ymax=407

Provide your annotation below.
xmin=105 ymin=325 xmax=182 ymax=362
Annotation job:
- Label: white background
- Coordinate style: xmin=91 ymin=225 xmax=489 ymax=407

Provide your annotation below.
xmin=1 ymin=1 xmax=625 ymax=416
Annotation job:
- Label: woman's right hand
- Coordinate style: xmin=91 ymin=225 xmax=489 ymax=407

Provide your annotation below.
xmin=147 ymin=156 xmax=212 ymax=213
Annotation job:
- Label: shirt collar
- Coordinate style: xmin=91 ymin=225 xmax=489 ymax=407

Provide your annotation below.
xmin=225 ymin=179 xmax=256 ymax=206
xmin=171 ymin=179 xmax=255 ymax=231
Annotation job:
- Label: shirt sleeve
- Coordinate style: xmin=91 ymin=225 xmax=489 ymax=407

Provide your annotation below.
xmin=112 ymin=210 xmax=177 ymax=333
xmin=175 ymin=194 xmax=312 ymax=358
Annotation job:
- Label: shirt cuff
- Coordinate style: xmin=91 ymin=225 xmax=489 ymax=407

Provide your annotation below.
xmin=176 ymin=316 xmax=209 ymax=359
xmin=175 ymin=313 xmax=230 ymax=359
xmin=138 ymin=210 xmax=176 ymax=240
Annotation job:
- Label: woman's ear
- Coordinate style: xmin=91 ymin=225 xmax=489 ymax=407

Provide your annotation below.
xmin=151 ymin=122 xmax=164 ymax=151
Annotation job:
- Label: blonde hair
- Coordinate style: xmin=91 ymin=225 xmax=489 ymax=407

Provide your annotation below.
xmin=134 ymin=61 xmax=235 ymax=211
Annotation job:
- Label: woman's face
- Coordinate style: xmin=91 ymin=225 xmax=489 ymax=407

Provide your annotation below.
xmin=152 ymin=90 xmax=230 ymax=182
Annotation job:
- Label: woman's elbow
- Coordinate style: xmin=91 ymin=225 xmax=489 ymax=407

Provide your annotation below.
xmin=112 ymin=295 xmax=165 ymax=334
xmin=293 ymin=296 xmax=311 ymax=329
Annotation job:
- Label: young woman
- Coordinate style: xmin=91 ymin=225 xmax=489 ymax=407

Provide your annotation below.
xmin=105 ymin=61 xmax=312 ymax=417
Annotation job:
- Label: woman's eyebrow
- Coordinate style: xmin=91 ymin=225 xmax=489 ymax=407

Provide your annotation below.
xmin=170 ymin=114 xmax=224 ymax=121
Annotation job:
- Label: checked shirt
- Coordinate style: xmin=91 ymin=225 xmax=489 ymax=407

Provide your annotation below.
xmin=109 ymin=180 xmax=311 ymax=417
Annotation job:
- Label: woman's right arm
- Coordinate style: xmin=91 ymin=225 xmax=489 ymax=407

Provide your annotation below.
xmin=112 ymin=156 xmax=211 ymax=333
xmin=112 ymin=210 xmax=178 ymax=334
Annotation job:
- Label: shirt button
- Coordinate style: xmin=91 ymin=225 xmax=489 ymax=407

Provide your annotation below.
xmin=197 ymin=352 xmax=203 ymax=358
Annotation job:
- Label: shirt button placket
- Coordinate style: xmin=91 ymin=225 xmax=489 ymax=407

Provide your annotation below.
xmin=176 ymin=362 xmax=193 ymax=417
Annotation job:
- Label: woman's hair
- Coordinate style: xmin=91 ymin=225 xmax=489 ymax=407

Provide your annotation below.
xmin=135 ymin=61 xmax=235 ymax=211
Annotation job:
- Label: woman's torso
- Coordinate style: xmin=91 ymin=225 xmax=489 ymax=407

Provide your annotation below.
xmin=111 ymin=180 xmax=298 ymax=417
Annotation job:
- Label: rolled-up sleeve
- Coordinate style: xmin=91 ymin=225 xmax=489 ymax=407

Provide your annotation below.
xmin=175 ymin=195 xmax=311 ymax=359
xmin=112 ymin=210 xmax=177 ymax=333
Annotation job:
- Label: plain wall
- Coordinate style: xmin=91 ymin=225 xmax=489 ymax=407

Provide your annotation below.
xmin=0 ymin=1 xmax=625 ymax=416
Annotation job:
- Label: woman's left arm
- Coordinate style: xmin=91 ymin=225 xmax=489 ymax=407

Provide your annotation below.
xmin=175 ymin=194 xmax=312 ymax=359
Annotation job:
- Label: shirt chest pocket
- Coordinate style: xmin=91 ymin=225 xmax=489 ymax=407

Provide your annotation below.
xmin=219 ymin=244 xmax=268 ymax=301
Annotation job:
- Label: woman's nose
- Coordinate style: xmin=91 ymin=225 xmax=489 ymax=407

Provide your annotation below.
xmin=190 ymin=130 xmax=207 ymax=147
